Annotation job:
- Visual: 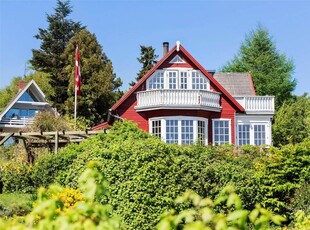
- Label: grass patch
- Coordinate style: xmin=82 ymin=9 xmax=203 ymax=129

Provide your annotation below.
xmin=0 ymin=193 xmax=36 ymax=217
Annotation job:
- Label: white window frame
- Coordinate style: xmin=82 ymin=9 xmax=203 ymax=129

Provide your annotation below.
xmin=212 ymin=119 xmax=231 ymax=145
xmin=236 ymin=123 xmax=269 ymax=146
xmin=146 ymin=69 xmax=210 ymax=90
xmin=149 ymin=116 xmax=208 ymax=145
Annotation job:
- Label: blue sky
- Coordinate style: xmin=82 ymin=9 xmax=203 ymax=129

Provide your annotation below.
xmin=0 ymin=0 xmax=309 ymax=95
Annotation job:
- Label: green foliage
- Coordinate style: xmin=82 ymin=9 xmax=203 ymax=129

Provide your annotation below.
xmin=30 ymin=0 xmax=84 ymax=114
xmin=1 ymin=121 xmax=309 ymax=229
xmin=0 ymin=156 xmax=33 ymax=193
xmin=24 ymin=111 xmax=73 ymax=132
xmin=156 ymin=186 xmax=286 ymax=230
xmin=0 ymin=193 xmax=35 ymax=217
xmin=289 ymin=182 xmax=310 ymax=215
xmin=273 ymin=94 xmax=310 ymax=146
xmin=0 ymin=163 xmax=123 ymax=229
xmin=0 ymin=77 xmax=22 ymax=110
xmin=130 ymin=45 xmax=158 ymax=86
xmin=62 ymin=29 xmax=122 ymax=126
xmin=254 ymin=141 xmax=310 ymax=216
xmin=222 ymin=25 xmax=296 ymax=109
xmin=31 ymin=142 xmax=86 ymax=188
xmin=24 ymin=71 xmax=55 ymax=100
xmin=60 ymin=121 xmax=262 ymax=229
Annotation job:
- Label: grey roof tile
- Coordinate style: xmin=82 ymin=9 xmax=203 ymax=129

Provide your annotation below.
xmin=213 ymin=72 xmax=255 ymax=96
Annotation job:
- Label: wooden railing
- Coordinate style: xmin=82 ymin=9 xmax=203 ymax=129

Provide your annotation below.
xmin=0 ymin=117 xmax=34 ymax=126
xmin=235 ymin=96 xmax=275 ymax=113
xmin=135 ymin=89 xmax=221 ymax=111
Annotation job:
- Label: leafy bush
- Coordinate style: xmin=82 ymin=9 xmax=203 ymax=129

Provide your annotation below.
xmin=156 ymin=186 xmax=285 ymax=229
xmin=0 ymin=162 xmax=123 ymax=229
xmin=60 ymin=121 xmax=263 ymax=229
xmin=0 ymin=193 xmax=35 ymax=217
xmin=23 ymin=111 xmax=73 ymax=132
xmin=0 ymin=155 xmax=33 ymax=193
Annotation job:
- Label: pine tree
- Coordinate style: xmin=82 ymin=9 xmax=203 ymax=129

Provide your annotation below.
xmin=30 ymin=0 xmax=84 ymax=113
xmin=63 ymin=29 xmax=122 ymax=126
xmin=221 ymin=26 xmax=296 ymax=109
xmin=130 ymin=45 xmax=158 ymax=86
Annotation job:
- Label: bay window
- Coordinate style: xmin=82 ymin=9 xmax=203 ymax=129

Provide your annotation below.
xmin=149 ymin=116 xmax=207 ymax=145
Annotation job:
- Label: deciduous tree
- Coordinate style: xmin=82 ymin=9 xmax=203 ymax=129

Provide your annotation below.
xmin=273 ymin=94 xmax=310 ymax=146
xmin=62 ymin=29 xmax=122 ymax=126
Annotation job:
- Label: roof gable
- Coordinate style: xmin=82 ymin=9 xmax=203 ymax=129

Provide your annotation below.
xmin=0 ymin=80 xmax=49 ymax=120
xmin=112 ymin=44 xmax=245 ymax=112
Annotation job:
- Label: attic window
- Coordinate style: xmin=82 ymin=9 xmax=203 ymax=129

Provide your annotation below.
xmin=169 ymin=55 xmax=185 ymax=64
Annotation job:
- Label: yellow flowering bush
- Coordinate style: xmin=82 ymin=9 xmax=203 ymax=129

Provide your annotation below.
xmin=53 ymin=188 xmax=85 ymax=209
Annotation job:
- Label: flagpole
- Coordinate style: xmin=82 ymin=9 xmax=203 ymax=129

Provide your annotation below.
xmin=74 ymin=85 xmax=77 ymax=130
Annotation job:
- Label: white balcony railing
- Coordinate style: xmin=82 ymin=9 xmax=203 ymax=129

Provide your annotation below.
xmin=135 ymin=89 xmax=221 ymax=112
xmin=235 ymin=96 xmax=275 ymax=114
xmin=0 ymin=117 xmax=35 ymax=127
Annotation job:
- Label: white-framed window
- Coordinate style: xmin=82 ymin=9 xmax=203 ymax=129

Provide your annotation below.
xmin=212 ymin=119 xmax=231 ymax=145
xmin=237 ymin=123 xmax=268 ymax=146
xmin=198 ymin=120 xmax=206 ymax=145
xmin=148 ymin=71 xmax=164 ymax=89
xmin=254 ymin=124 xmax=266 ymax=146
xmin=181 ymin=120 xmax=194 ymax=144
xmin=166 ymin=120 xmax=178 ymax=144
xmin=180 ymin=71 xmax=188 ymax=89
xmin=146 ymin=69 xmax=210 ymax=90
xmin=192 ymin=71 xmax=208 ymax=90
xmin=149 ymin=116 xmax=208 ymax=145
xmin=151 ymin=120 xmax=161 ymax=138
xmin=168 ymin=71 xmax=177 ymax=89
xmin=238 ymin=124 xmax=250 ymax=145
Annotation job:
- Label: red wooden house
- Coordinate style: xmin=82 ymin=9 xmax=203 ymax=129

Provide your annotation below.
xmin=93 ymin=42 xmax=274 ymax=146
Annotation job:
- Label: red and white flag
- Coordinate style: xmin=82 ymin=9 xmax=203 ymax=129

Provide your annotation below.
xmin=75 ymin=45 xmax=81 ymax=96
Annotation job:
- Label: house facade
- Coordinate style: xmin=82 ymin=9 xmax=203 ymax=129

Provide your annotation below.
xmin=0 ymin=80 xmax=55 ymax=133
xmin=93 ymin=42 xmax=274 ymax=146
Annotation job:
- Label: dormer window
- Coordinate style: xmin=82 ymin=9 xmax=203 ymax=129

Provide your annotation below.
xmin=147 ymin=69 xmax=210 ymax=90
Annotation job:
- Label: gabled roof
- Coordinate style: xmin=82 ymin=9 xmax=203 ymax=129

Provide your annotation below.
xmin=214 ymin=72 xmax=256 ymax=96
xmin=112 ymin=44 xmax=245 ymax=112
xmin=0 ymin=80 xmax=50 ymax=120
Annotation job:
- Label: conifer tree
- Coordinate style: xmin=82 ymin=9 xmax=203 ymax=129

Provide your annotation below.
xmin=30 ymin=0 xmax=84 ymax=113
xmin=130 ymin=45 xmax=158 ymax=86
xmin=63 ymin=29 xmax=122 ymax=126
xmin=222 ymin=26 xmax=296 ymax=109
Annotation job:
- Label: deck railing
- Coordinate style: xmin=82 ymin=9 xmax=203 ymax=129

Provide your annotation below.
xmin=235 ymin=96 xmax=275 ymax=113
xmin=135 ymin=89 xmax=221 ymax=111
xmin=0 ymin=117 xmax=35 ymax=126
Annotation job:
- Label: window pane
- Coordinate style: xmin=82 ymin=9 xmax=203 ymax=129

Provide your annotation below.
xmin=166 ymin=120 xmax=178 ymax=143
xmin=148 ymin=72 xmax=164 ymax=89
xmin=152 ymin=120 xmax=161 ymax=138
xmin=238 ymin=124 xmax=250 ymax=146
xmin=213 ymin=120 xmax=230 ymax=145
xmin=254 ymin=125 xmax=266 ymax=146
xmin=192 ymin=71 xmax=208 ymax=90
xmin=181 ymin=120 xmax=193 ymax=145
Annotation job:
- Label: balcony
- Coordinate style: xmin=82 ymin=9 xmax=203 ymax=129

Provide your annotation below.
xmin=0 ymin=117 xmax=34 ymax=128
xmin=135 ymin=89 xmax=221 ymax=112
xmin=235 ymin=96 xmax=275 ymax=114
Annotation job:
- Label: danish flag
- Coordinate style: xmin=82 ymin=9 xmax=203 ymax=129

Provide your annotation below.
xmin=75 ymin=45 xmax=81 ymax=96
